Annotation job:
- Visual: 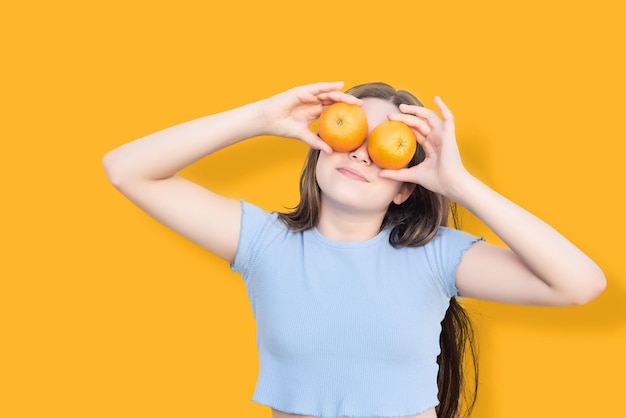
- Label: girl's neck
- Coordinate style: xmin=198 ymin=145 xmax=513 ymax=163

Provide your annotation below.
xmin=316 ymin=206 xmax=386 ymax=242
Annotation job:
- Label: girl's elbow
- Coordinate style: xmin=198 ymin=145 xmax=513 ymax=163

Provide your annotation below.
xmin=570 ymin=267 xmax=606 ymax=305
xmin=102 ymin=151 xmax=129 ymax=189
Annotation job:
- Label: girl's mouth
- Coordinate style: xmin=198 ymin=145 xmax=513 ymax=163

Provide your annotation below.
xmin=337 ymin=167 xmax=368 ymax=182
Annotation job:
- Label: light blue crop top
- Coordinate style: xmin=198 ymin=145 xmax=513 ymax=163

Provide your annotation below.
xmin=231 ymin=202 xmax=483 ymax=418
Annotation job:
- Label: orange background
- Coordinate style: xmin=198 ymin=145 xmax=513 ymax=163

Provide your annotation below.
xmin=2 ymin=1 xmax=625 ymax=417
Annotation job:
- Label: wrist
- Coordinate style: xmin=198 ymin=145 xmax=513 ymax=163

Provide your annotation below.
xmin=238 ymin=99 xmax=274 ymax=137
xmin=445 ymin=171 xmax=483 ymax=205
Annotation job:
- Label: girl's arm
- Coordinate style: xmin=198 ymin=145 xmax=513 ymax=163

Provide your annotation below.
xmin=380 ymin=98 xmax=606 ymax=306
xmin=449 ymin=175 xmax=605 ymax=306
xmin=103 ymin=82 xmax=360 ymax=263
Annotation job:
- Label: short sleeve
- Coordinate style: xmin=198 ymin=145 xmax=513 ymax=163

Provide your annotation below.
xmin=230 ymin=201 xmax=286 ymax=280
xmin=424 ymin=227 xmax=485 ymax=297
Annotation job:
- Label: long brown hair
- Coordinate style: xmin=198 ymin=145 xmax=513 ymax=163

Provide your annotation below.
xmin=277 ymin=82 xmax=478 ymax=418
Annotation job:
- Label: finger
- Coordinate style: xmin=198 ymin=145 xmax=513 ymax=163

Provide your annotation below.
xmin=318 ymin=90 xmax=363 ymax=105
xmin=316 ymin=141 xmax=334 ymax=154
xmin=309 ymin=81 xmax=345 ymax=95
xmin=298 ymin=82 xmax=345 ymax=104
xmin=434 ymin=96 xmax=453 ymax=121
xmin=378 ymin=167 xmax=417 ymax=183
xmin=303 ymin=132 xmax=333 ymax=154
xmin=387 ymin=112 xmax=431 ymax=138
xmin=398 ymin=103 xmax=442 ymax=127
xmin=416 ymin=134 xmax=436 ymax=157
xmin=434 ymin=96 xmax=455 ymax=133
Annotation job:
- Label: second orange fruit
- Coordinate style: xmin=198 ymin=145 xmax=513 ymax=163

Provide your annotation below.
xmin=367 ymin=120 xmax=417 ymax=170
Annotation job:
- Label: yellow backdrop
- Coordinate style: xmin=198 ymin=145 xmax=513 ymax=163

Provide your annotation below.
xmin=2 ymin=0 xmax=624 ymax=417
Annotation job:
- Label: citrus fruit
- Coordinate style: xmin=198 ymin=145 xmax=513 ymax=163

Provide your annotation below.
xmin=318 ymin=103 xmax=368 ymax=152
xmin=367 ymin=120 xmax=417 ymax=170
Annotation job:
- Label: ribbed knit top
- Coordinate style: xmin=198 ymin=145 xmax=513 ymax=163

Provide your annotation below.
xmin=231 ymin=202 xmax=482 ymax=418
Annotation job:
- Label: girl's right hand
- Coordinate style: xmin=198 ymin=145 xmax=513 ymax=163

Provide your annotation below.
xmin=259 ymin=81 xmax=362 ymax=153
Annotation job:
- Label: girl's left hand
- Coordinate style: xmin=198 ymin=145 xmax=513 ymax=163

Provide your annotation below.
xmin=378 ymin=96 xmax=470 ymax=198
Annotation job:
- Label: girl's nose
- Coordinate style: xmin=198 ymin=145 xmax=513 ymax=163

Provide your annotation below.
xmin=348 ymin=140 xmax=371 ymax=165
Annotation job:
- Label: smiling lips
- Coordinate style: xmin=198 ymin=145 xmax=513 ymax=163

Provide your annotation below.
xmin=337 ymin=167 xmax=369 ymax=182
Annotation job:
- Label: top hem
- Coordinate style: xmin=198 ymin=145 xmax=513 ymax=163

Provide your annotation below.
xmin=253 ymin=398 xmax=438 ymax=418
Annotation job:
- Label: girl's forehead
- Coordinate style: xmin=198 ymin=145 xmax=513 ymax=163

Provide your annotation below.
xmin=361 ymin=98 xmax=399 ymax=133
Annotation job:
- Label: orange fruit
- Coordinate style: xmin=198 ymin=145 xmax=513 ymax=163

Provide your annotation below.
xmin=367 ymin=120 xmax=417 ymax=170
xmin=318 ymin=103 xmax=368 ymax=152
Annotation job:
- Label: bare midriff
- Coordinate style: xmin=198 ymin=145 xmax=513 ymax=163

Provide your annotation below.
xmin=272 ymin=406 xmax=438 ymax=418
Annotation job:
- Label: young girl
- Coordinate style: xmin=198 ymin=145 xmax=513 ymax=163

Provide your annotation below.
xmin=103 ymin=81 xmax=605 ymax=418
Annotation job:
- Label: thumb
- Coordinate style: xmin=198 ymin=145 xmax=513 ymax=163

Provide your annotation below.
xmin=378 ymin=167 xmax=416 ymax=183
xmin=301 ymin=131 xmax=333 ymax=154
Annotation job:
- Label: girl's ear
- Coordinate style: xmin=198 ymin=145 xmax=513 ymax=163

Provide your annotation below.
xmin=392 ymin=183 xmax=416 ymax=205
